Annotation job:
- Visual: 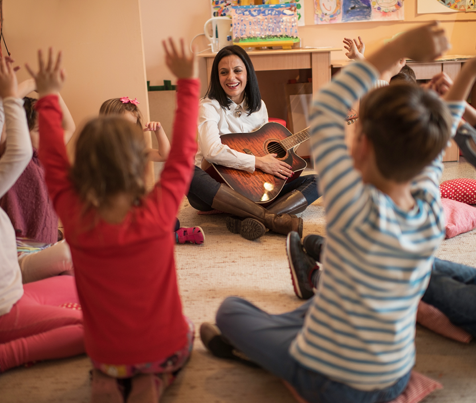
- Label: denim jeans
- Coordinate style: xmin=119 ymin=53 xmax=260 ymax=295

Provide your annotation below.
xmin=422 ymin=258 xmax=476 ymax=336
xmin=187 ymin=166 xmax=320 ymax=211
xmin=216 ymin=297 xmax=410 ymax=403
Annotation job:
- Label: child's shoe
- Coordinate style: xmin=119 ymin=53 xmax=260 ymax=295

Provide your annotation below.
xmin=286 ymin=232 xmax=320 ymax=300
xmin=175 ymin=227 xmax=205 ymax=245
xmin=302 ymin=234 xmax=325 ymax=262
xmin=199 ymin=323 xmax=258 ymax=367
xmin=127 ymin=374 xmax=158 ymax=403
xmin=90 ymin=369 xmax=124 ymax=403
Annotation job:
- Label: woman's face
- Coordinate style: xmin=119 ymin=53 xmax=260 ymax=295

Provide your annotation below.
xmin=218 ymin=55 xmax=248 ymax=104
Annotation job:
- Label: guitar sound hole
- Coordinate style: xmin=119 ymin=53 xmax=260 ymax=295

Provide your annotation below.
xmin=267 ymin=141 xmax=286 ymax=158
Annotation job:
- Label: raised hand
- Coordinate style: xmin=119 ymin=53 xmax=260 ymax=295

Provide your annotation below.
xmin=25 ymin=48 xmax=65 ymax=98
xmin=162 ymin=38 xmax=198 ymax=79
xmin=143 ymin=121 xmax=162 ymax=133
xmin=428 ymin=72 xmax=453 ymax=96
xmin=0 ymin=56 xmax=18 ymax=99
xmin=343 ymin=37 xmax=365 ymax=60
xmin=397 ymin=22 xmax=449 ymax=62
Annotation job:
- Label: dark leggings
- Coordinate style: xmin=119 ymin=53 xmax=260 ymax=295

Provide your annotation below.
xmin=186 ymin=166 xmax=320 ymax=212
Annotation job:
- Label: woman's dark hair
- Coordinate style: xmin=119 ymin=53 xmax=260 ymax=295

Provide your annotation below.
xmin=205 ymin=45 xmax=261 ymax=115
xmin=23 ymin=97 xmax=38 ymax=131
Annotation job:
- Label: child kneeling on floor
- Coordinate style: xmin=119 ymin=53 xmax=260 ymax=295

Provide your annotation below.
xmin=200 ymin=22 xmax=469 ymax=403
xmin=26 ymin=39 xmax=199 ymax=403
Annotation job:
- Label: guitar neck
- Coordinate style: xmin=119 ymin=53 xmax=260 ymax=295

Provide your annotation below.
xmin=281 ymin=127 xmax=310 ymax=151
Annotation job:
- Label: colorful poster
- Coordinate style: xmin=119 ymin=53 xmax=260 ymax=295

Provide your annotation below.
xmin=263 ymin=0 xmax=306 ymax=25
xmin=314 ymin=0 xmax=403 ymax=24
xmin=212 ymin=1 xmax=306 ymax=25
xmin=417 ymin=0 xmax=476 ymax=13
xmin=230 ymin=4 xmax=299 ymax=45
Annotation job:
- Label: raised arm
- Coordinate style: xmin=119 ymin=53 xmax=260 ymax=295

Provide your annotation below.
xmin=17 ymin=77 xmax=75 ymax=144
xmin=149 ymin=38 xmax=200 ymax=228
xmin=144 ymin=121 xmax=170 ymax=162
xmin=26 ymin=48 xmax=75 ymax=215
xmin=0 ymin=57 xmax=32 ymax=197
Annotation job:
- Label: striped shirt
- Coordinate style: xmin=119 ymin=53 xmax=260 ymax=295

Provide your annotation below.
xmin=290 ymin=61 xmax=465 ymax=390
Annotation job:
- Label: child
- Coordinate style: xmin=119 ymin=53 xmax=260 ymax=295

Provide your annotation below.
xmin=343 ymin=36 xmax=406 ymax=86
xmin=26 ymin=39 xmax=199 ymax=402
xmin=200 ymin=22 xmax=469 ymax=402
xmin=0 ymin=56 xmax=83 ymax=373
xmin=98 ymin=96 xmax=204 ymax=245
xmin=0 ymin=78 xmax=75 ymax=244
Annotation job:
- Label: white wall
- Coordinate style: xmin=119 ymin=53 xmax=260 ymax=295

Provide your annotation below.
xmin=5 ymin=0 xmax=153 ymax=183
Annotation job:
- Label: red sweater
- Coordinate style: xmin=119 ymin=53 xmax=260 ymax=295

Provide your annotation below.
xmin=36 ymin=79 xmax=199 ymax=364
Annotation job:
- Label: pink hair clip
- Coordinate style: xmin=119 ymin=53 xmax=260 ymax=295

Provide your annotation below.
xmin=120 ymin=96 xmax=140 ymax=105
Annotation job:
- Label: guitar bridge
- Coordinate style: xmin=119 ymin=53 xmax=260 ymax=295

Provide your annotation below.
xmin=243 ymin=148 xmax=254 ymax=155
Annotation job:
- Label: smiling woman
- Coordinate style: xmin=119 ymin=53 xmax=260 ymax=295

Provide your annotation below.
xmin=186 ymin=45 xmax=320 ymax=241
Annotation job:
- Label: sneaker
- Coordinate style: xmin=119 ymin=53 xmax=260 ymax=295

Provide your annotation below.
xmin=175 ymin=227 xmax=205 ymax=245
xmin=199 ymin=323 xmax=257 ymax=367
xmin=286 ymin=232 xmax=319 ymax=300
xmin=226 ymin=216 xmax=267 ymax=241
xmin=302 ymin=234 xmax=325 ymax=262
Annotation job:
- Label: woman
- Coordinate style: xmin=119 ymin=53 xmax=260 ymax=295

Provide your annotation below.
xmin=187 ymin=45 xmax=319 ymax=241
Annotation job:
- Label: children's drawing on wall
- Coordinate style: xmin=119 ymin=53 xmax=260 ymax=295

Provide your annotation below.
xmin=230 ymin=4 xmax=299 ymax=45
xmin=417 ymin=0 xmax=476 ymax=13
xmin=263 ymin=0 xmax=306 ymax=26
xmin=212 ymin=1 xmax=239 ymax=17
xmin=314 ymin=0 xmax=403 ymax=23
xmin=212 ymin=1 xmax=306 ymax=26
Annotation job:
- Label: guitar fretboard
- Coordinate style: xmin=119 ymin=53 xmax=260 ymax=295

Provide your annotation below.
xmin=281 ymin=127 xmax=310 ymax=150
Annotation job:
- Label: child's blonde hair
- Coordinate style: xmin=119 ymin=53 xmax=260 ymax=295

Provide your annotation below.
xmin=99 ymin=98 xmax=143 ymax=129
xmin=69 ymin=116 xmax=148 ymax=212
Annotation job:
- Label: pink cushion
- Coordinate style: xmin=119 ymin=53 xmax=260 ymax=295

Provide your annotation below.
xmin=442 ymin=198 xmax=476 ymax=238
xmin=417 ymin=301 xmax=472 ymax=343
xmin=283 ymin=371 xmax=442 ymax=403
xmin=440 ymin=178 xmax=476 ymax=204
xmin=388 ymin=372 xmax=442 ymax=403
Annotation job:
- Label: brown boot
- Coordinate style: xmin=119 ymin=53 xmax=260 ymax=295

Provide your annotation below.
xmin=211 ymin=185 xmax=303 ymax=240
xmin=267 ymin=190 xmax=308 ymax=215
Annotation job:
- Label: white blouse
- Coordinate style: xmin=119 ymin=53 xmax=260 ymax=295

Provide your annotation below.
xmin=195 ymin=97 xmax=268 ymax=173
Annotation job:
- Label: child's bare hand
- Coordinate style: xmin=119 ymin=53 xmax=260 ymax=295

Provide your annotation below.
xmin=162 ymin=38 xmax=198 ymax=79
xmin=429 ymin=72 xmax=453 ymax=96
xmin=0 ymin=56 xmax=18 ymax=99
xmin=343 ymin=37 xmax=365 ymax=60
xmin=143 ymin=121 xmax=162 ymax=132
xmin=398 ymin=22 xmax=449 ymax=62
xmin=25 ymin=48 xmax=66 ymax=98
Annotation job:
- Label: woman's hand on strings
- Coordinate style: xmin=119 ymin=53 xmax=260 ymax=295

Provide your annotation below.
xmin=255 ymin=154 xmax=293 ymax=180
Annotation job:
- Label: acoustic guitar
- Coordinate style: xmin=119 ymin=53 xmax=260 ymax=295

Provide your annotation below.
xmin=202 ymin=122 xmax=310 ymax=204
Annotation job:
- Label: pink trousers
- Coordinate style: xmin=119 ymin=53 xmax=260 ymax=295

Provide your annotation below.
xmin=0 ymin=276 xmax=84 ymax=372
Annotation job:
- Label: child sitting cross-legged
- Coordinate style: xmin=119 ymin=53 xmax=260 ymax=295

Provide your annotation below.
xmin=94 ymin=95 xmax=204 ymax=245
xmin=26 ymin=39 xmax=199 ymax=403
xmin=200 ymin=22 xmax=469 ymax=403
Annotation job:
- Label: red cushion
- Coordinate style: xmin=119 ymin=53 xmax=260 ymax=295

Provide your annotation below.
xmin=442 ymin=198 xmax=476 ymax=238
xmin=440 ymin=178 xmax=476 ymax=205
xmin=268 ymin=117 xmax=287 ymax=128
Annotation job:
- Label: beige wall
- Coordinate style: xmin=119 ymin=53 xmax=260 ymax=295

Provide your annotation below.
xmin=140 ymin=0 xmax=476 ymax=86
xmin=5 ymin=0 xmax=150 ymax=127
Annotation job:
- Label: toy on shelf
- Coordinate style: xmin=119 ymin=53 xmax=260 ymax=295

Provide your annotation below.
xmin=230 ymin=3 xmax=299 ymax=50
